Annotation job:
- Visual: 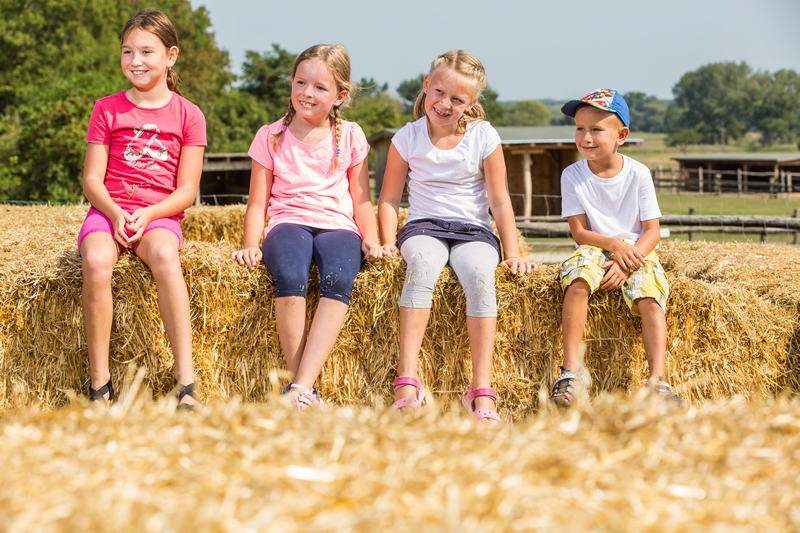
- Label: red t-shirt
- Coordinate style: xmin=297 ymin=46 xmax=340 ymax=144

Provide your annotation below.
xmin=86 ymin=91 xmax=207 ymax=221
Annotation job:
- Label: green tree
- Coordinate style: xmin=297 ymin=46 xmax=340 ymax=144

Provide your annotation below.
xmin=481 ymin=86 xmax=504 ymax=124
xmin=623 ymin=91 xmax=667 ymax=132
xmin=666 ymin=128 xmax=702 ymax=155
xmin=239 ymin=44 xmax=296 ymax=121
xmin=346 ymin=86 xmax=406 ymax=139
xmin=205 ymin=90 xmax=270 ymax=153
xmin=358 ymin=78 xmax=389 ymax=97
xmin=750 ymin=69 xmax=800 ymax=147
xmin=0 ymin=0 xmax=233 ymax=202
xmin=499 ymin=100 xmax=550 ymax=126
xmin=396 ymin=74 xmax=424 ymax=109
xmin=670 ymin=61 xmax=754 ymax=144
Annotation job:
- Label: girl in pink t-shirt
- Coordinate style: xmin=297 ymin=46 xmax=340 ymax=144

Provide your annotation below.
xmin=232 ymin=43 xmax=388 ymax=410
xmin=79 ymin=10 xmax=206 ymax=409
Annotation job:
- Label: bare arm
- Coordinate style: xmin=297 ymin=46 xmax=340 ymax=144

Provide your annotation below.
xmin=484 ymin=145 xmax=535 ymax=275
xmin=231 ymin=160 xmax=272 ymax=270
xmin=82 ymin=142 xmax=133 ymax=248
xmin=126 ymin=145 xmax=205 ymax=241
xmin=376 ymin=144 xmax=409 ymax=256
xmin=348 ymin=158 xmax=387 ymax=262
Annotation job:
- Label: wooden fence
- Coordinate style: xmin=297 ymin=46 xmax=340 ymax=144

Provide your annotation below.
xmin=651 ymin=166 xmax=796 ymax=197
xmin=516 ymin=213 xmax=800 ymax=243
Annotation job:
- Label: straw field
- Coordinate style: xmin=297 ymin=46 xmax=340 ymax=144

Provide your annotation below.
xmin=2 ymin=205 xmax=800 ymax=530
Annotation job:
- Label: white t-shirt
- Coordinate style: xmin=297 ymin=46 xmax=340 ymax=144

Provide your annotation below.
xmin=391 ymin=116 xmax=502 ymax=228
xmin=561 ymin=155 xmax=661 ymax=243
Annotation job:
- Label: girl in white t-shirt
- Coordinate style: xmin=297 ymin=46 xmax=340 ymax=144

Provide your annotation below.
xmin=233 ymin=44 xmax=387 ymax=410
xmin=378 ymin=50 xmax=535 ymax=423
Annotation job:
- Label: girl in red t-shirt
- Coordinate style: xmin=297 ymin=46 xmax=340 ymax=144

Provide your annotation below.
xmin=79 ymin=10 xmax=206 ymax=409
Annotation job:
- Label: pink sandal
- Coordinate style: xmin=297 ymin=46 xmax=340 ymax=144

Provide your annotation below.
xmin=391 ymin=377 xmax=425 ymax=411
xmin=288 ymin=384 xmax=321 ymax=412
xmin=461 ymin=384 xmax=501 ymax=423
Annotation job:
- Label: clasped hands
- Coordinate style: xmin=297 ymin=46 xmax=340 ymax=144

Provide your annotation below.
xmin=600 ymin=241 xmax=646 ymax=291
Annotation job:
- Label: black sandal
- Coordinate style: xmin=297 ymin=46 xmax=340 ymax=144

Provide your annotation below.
xmin=89 ymin=378 xmax=115 ymax=405
xmin=175 ymin=381 xmax=199 ymax=411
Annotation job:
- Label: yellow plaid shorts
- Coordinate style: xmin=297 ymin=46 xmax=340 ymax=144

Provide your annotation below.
xmin=559 ymin=244 xmax=669 ymax=316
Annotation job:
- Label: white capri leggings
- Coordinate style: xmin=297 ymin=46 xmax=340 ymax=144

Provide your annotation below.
xmin=399 ymin=235 xmax=500 ymax=318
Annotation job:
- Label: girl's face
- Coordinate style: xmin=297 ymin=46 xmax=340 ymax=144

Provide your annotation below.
xmin=121 ymin=28 xmax=178 ymax=92
xmin=291 ymin=59 xmax=347 ymax=124
xmin=422 ymin=68 xmax=478 ymax=130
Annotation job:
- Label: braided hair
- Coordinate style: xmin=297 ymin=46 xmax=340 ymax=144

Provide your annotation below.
xmin=413 ymin=50 xmax=487 ymax=134
xmin=272 ymin=43 xmax=358 ymax=170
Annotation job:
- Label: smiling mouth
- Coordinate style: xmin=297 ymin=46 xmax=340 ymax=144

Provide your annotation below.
xmin=130 ymin=70 xmax=148 ymax=76
xmin=432 ymin=106 xmax=451 ymax=118
xmin=298 ymin=100 xmax=315 ymax=109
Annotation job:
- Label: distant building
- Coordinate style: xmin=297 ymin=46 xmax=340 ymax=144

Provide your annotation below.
xmin=368 ymin=125 xmax=642 ymax=217
xmin=672 ymin=153 xmax=800 ymax=194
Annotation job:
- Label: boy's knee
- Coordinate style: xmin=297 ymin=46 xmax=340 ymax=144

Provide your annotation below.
xmin=566 ymin=277 xmax=592 ymax=296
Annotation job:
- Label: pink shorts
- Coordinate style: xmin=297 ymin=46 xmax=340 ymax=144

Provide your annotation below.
xmin=77 ymin=207 xmax=183 ymax=254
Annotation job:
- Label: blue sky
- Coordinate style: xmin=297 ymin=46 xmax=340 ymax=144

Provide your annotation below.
xmin=197 ymin=0 xmax=800 ymax=102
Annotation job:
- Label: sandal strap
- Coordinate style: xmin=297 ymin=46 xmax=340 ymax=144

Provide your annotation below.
xmin=468 ymin=387 xmax=497 ymax=402
xmin=176 ymin=382 xmax=197 ymax=402
xmin=393 ymin=376 xmax=422 ymax=391
xmin=473 ymin=409 xmax=502 ymax=422
xmin=89 ymin=379 xmax=114 ymax=403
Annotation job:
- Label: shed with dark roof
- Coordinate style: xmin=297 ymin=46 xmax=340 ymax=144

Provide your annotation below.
xmin=672 ymin=153 xmax=800 ymax=194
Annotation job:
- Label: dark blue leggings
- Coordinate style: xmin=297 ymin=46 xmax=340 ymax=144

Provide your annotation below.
xmin=261 ymin=223 xmax=363 ymax=305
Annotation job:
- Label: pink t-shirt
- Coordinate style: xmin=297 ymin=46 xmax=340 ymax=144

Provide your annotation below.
xmin=86 ymin=91 xmax=207 ymax=222
xmin=248 ymin=118 xmax=370 ymax=238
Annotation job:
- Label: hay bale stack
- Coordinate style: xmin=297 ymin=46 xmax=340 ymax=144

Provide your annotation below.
xmin=181 ymin=204 xmax=247 ymax=245
xmin=658 ymin=240 xmax=800 ymax=391
xmin=0 ymin=207 xmax=795 ymax=414
xmin=1 ymin=236 xmax=792 ymax=415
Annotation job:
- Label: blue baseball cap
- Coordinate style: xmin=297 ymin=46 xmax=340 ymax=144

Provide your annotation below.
xmin=561 ymin=88 xmax=630 ymax=128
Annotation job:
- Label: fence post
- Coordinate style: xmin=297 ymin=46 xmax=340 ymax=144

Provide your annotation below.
xmin=698 ymin=167 xmax=703 ymax=196
xmin=670 ymin=168 xmax=676 ymax=194
xmin=688 ymin=207 xmax=694 ymax=242
xmin=794 ymin=208 xmax=799 ymax=245
xmin=789 ymin=172 xmax=794 ymax=200
xmin=737 ymin=168 xmax=742 ymax=196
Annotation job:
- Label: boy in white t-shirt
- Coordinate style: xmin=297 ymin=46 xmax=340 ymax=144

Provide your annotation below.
xmin=551 ymin=88 xmax=681 ymax=408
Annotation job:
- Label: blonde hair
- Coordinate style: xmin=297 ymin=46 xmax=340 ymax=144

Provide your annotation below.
xmin=121 ymin=10 xmax=182 ymax=96
xmin=272 ymin=43 xmax=358 ymax=170
xmin=413 ymin=50 xmax=487 ymax=132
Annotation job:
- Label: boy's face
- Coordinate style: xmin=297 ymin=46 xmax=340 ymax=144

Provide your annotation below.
xmin=573 ymin=105 xmax=629 ymax=164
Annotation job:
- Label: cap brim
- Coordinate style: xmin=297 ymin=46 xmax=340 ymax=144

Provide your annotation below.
xmin=560 ymin=100 xmax=583 ymax=118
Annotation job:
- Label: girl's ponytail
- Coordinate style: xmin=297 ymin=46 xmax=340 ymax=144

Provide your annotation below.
xmin=166 ymin=66 xmax=183 ymax=96
xmin=333 ymin=106 xmax=342 ymax=170
xmin=272 ymin=102 xmax=297 ymax=152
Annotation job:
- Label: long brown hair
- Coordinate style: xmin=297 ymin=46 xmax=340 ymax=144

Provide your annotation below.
xmin=413 ymin=50 xmax=487 ymax=133
xmin=120 ymin=10 xmax=182 ymax=96
xmin=272 ymin=43 xmax=359 ymax=170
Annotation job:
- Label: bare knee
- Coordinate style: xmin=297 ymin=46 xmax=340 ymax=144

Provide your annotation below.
xmin=82 ymin=248 xmax=116 ymax=284
xmin=566 ymin=278 xmax=591 ymax=298
xmin=636 ymin=297 xmax=665 ymax=319
xmin=142 ymin=242 xmax=181 ymax=275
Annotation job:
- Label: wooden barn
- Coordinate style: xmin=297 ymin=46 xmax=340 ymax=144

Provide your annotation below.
xmin=672 ymin=153 xmax=800 ymax=195
xmin=368 ymin=125 xmax=642 ymax=217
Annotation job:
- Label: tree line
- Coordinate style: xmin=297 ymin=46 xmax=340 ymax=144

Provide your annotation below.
xmin=1 ymin=0 xmax=797 ymax=202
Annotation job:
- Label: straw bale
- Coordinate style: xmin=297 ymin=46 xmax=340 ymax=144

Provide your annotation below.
xmin=658 ymin=240 xmax=800 ymax=391
xmin=0 ymin=206 xmax=795 ymax=415
xmin=0 ymin=236 xmax=792 ymax=415
xmin=2 ymin=390 xmax=800 ymax=531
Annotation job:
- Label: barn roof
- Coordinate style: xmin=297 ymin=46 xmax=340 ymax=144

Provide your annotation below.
xmin=672 ymin=153 xmax=800 ymax=164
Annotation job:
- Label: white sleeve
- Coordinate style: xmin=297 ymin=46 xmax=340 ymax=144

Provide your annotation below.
xmin=481 ymin=121 xmax=502 ymax=159
xmin=560 ymin=167 xmax=584 ymax=218
xmin=391 ymin=122 xmax=412 ymax=162
xmin=637 ymin=164 xmax=662 ymax=221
